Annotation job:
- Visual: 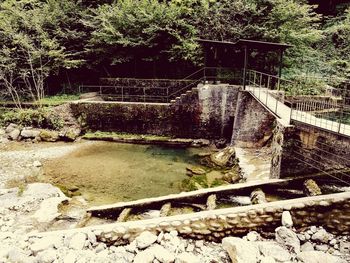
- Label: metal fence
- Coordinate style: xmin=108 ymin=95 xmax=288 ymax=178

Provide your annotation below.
xmin=79 ymin=67 xmax=242 ymax=103
xmin=245 ymin=69 xmax=350 ymax=137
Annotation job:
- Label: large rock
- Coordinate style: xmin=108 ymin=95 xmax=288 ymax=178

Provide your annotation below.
xmin=275 ymin=226 xmax=300 ymax=253
xmin=5 ymin=123 xmax=18 ymax=133
xmin=9 ymin=128 xmax=20 ymax=140
xmin=135 ymin=231 xmax=157 ymax=249
xmin=175 ymin=252 xmax=200 ymax=263
xmin=297 ymin=251 xmax=347 ymax=263
xmin=222 ymin=237 xmax=260 ymax=263
xmin=69 ymin=233 xmax=87 ymax=250
xmin=40 ymin=130 xmax=60 ymax=142
xmin=281 ymin=211 xmax=293 ymax=227
xmin=258 ymin=241 xmax=291 ymax=262
xmin=311 ymin=229 xmax=331 ymax=243
xmin=30 ymin=236 xmax=59 ymax=254
xmin=133 ymin=249 xmax=155 ymax=263
xmin=36 ymin=248 xmax=58 ymax=263
xmin=152 ymin=244 xmax=175 ymax=263
xmin=21 ymin=128 xmax=41 ymax=139
xmin=32 ymin=196 xmax=68 ymax=223
xmin=209 ymin=147 xmax=236 ymax=167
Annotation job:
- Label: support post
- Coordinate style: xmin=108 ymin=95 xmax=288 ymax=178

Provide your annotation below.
xmin=278 ymin=49 xmax=284 ymax=78
xmin=243 ymin=45 xmax=248 ymax=90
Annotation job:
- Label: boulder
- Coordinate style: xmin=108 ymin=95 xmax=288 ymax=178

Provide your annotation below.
xmin=37 ymin=248 xmax=58 ymax=263
xmin=9 ymin=128 xmax=20 ymax=140
xmin=258 ymin=241 xmax=291 ymax=262
xmin=209 ymin=147 xmax=236 ymax=167
xmin=251 ymin=188 xmax=267 ymax=204
xmin=312 ymin=229 xmax=331 ymax=243
xmin=69 ymin=233 xmax=87 ymax=250
xmin=152 ymin=244 xmax=175 ymax=263
xmin=297 ymin=251 xmax=346 ymax=263
xmin=175 ymin=252 xmax=200 ymax=263
xmin=40 ymin=130 xmax=60 ymax=142
xmin=339 ymin=241 xmax=350 ymax=254
xmin=246 ymin=231 xmax=260 ymax=242
xmin=281 ymin=211 xmax=293 ymax=227
xmin=304 ymin=179 xmax=322 ymax=196
xmin=186 ymin=166 xmax=206 ymax=176
xmin=5 ymin=123 xmax=18 ymax=133
xmin=260 ymin=256 xmax=276 ymax=263
xmin=21 ymin=128 xmax=41 ymax=139
xmin=222 ymin=237 xmax=260 ymax=263
xmin=135 ymin=231 xmax=157 ymax=249
xmin=301 ymin=242 xmax=314 ymax=252
xmin=133 ymin=249 xmax=155 ymax=263
xmin=60 ymin=127 xmax=81 ymax=141
xmin=275 ymin=226 xmax=300 ymax=253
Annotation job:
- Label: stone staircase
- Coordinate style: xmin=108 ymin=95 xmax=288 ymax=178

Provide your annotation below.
xmin=169 ymin=87 xmax=199 ymax=107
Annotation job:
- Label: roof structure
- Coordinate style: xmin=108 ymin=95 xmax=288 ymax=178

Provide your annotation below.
xmin=197 ymin=39 xmax=292 ymax=51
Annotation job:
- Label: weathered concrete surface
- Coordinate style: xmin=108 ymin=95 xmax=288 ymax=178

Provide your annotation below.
xmin=271 ymin=120 xmax=350 ymax=178
xmin=71 ymin=84 xmax=240 ymax=140
xmin=231 ymin=91 xmax=276 ymax=148
xmin=34 ymin=191 xmax=350 ymax=245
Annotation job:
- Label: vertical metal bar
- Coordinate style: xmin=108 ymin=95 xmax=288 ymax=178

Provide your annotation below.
xmin=259 ymin=72 xmax=262 ymax=99
xmin=144 ymin=87 xmax=146 ymax=102
xmin=122 ymin=86 xmax=124 ymax=102
xmin=243 ymin=45 xmax=248 ymax=90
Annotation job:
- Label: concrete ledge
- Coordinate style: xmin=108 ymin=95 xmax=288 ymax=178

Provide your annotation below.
xmin=33 ymin=191 xmax=350 ymax=245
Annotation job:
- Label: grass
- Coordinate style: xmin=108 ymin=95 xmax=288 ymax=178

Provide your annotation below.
xmin=37 ymin=94 xmax=80 ymax=106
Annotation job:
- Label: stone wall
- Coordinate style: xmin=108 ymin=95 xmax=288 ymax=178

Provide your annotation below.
xmin=35 ymin=192 xmax=350 ymax=245
xmin=71 ymin=85 xmax=240 ymax=140
xmin=231 ymin=91 xmax=276 ymax=147
xmin=271 ymin=120 xmax=350 ymax=178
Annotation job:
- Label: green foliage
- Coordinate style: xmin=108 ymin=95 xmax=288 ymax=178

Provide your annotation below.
xmin=319 ymin=8 xmax=350 ymax=78
xmin=86 ymin=0 xmax=198 ymax=65
xmin=0 ymin=108 xmax=64 ymax=130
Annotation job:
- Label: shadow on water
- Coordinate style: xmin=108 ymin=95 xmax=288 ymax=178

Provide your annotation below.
xmin=43 ymin=142 xmax=203 ymax=206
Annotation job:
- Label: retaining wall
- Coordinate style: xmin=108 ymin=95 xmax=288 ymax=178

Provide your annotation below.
xmin=71 ymin=84 xmax=240 ymax=140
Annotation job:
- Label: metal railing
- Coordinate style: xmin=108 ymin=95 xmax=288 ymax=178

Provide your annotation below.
xmin=245 ymin=69 xmax=350 ymax=137
xmin=79 ymin=67 xmax=242 ymax=103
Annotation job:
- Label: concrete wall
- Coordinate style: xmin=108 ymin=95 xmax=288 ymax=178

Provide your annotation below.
xmin=231 ymin=91 xmax=276 ymax=148
xmin=71 ymin=85 xmax=240 ymax=140
xmin=271 ymin=120 xmax=350 ymax=178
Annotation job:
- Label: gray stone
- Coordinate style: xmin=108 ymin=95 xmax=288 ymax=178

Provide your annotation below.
xmin=222 ymin=237 xmax=259 ymax=263
xmin=135 ymin=231 xmax=157 ymax=249
xmin=260 ymin=256 xmax=276 ymax=263
xmin=133 ymin=249 xmax=155 ymax=263
xmin=21 ymin=129 xmax=41 ymax=139
xmin=281 ymin=211 xmax=293 ymax=227
xmin=5 ymin=123 xmax=18 ymax=133
xmin=315 ymin=244 xmax=329 ymax=251
xmin=297 ymin=251 xmax=347 ymax=263
xmin=246 ymin=231 xmax=260 ymax=242
xmin=152 ymin=244 xmax=175 ymax=263
xmin=312 ymin=229 xmax=330 ymax=243
xmin=310 ymin=226 xmax=317 ymax=233
xmin=301 ymin=242 xmax=314 ymax=252
xmin=339 ymin=241 xmax=350 ymax=254
xmin=30 ymin=237 xmax=56 ymax=254
xmin=175 ymin=252 xmax=200 ymax=263
xmin=95 ymin=243 xmax=106 ymax=253
xmin=275 ymin=226 xmax=300 ymax=253
xmin=9 ymin=128 xmax=20 ymax=140
xmin=63 ymin=251 xmax=77 ymax=263
xmin=7 ymin=248 xmax=31 ymax=263
xmin=37 ymin=248 xmax=57 ymax=263
xmin=258 ymin=241 xmax=291 ymax=262
xmin=33 ymin=160 xmax=42 ymax=167
xmin=69 ymin=233 xmax=87 ymax=250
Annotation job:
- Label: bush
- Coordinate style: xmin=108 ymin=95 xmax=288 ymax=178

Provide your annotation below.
xmin=0 ymin=108 xmax=64 ymax=130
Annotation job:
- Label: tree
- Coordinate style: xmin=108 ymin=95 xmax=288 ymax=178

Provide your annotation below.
xmin=85 ymin=0 xmax=198 ymax=67
xmin=0 ymin=0 xmax=84 ymax=107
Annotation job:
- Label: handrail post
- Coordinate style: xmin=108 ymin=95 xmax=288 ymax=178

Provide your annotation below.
xmin=121 ymin=86 xmax=124 ymax=102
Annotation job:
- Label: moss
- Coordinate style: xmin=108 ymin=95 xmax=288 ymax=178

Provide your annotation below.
xmin=83 ymin=131 xmax=171 ymax=141
xmin=40 ymin=130 xmax=60 ymax=142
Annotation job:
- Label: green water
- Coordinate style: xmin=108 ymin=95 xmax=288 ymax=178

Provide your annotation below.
xmin=43 ymin=142 xmax=203 ymax=206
